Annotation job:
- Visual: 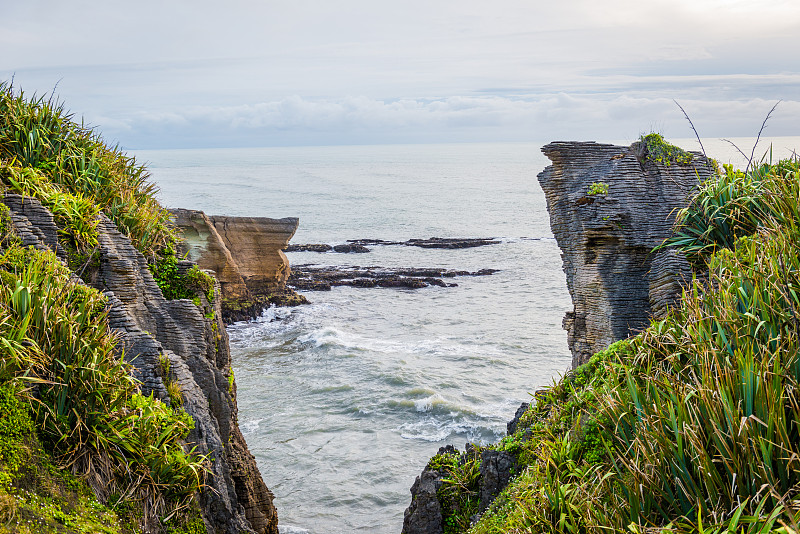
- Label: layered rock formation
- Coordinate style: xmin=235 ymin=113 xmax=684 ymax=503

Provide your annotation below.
xmin=170 ymin=208 xmax=304 ymax=321
xmin=538 ymin=140 xmax=713 ymax=367
xmin=5 ymin=194 xmax=278 ymax=534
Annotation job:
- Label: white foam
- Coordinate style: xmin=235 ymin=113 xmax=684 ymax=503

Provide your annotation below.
xmin=414 ymin=394 xmax=443 ymax=412
xmin=397 ymin=417 xmax=500 ymax=444
xmin=241 ymin=418 xmax=263 ymax=435
xmin=279 ymin=526 xmax=311 ymax=534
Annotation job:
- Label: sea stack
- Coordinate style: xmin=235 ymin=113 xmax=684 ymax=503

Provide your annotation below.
xmin=170 ymin=208 xmax=304 ymax=321
xmin=537 ymin=139 xmax=714 ymax=368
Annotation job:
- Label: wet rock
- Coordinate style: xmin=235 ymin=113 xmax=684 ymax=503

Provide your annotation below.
xmin=332 ymin=243 xmax=370 ymax=253
xmin=284 ymin=243 xmax=332 ymax=252
xmin=288 ymin=265 xmax=496 ymax=291
xmin=285 ymin=237 xmax=501 ymax=253
xmin=538 ymin=141 xmax=713 ymax=367
xmin=347 ymin=238 xmax=402 ymax=246
xmin=405 ymin=237 xmax=501 ymax=249
xmin=402 ymin=445 xmax=457 ymax=534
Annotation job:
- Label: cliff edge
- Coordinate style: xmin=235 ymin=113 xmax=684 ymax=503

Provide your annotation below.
xmin=537 ymin=138 xmax=713 ymax=367
xmin=5 ymin=193 xmax=278 ymax=534
xmin=171 ymin=208 xmax=306 ymax=322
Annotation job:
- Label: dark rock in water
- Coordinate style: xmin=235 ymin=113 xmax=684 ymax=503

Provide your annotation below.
xmin=284 ymin=243 xmax=333 ymax=252
xmin=403 ymin=443 xmax=515 ymax=534
xmin=285 ymin=237 xmax=501 ymax=253
xmin=405 ymin=237 xmax=501 ymax=249
xmin=288 ymin=265 xmax=496 ymax=292
xmin=332 ymin=243 xmax=371 ymax=253
xmin=507 ymin=402 xmax=530 ymax=435
xmin=402 ymin=469 xmax=445 ymax=534
xmin=377 ymin=277 xmax=428 ymax=289
xmin=347 ymin=238 xmax=402 ymax=246
xmin=538 ymin=140 xmax=713 ymax=367
xmin=478 ymin=450 xmax=517 ymax=513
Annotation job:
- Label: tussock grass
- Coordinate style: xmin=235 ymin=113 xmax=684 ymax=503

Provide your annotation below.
xmin=0 ymin=83 xmax=209 ymax=531
xmin=0 ymin=81 xmax=175 ymax=259
xmin=464 ymin=156 xmax=800 ymax=533
xmin=0 ymin=244 xmax=205 ymax=524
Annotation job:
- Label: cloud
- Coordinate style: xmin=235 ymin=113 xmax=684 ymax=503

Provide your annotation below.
xmin=100 ymin=93 xmax=798 ymax=149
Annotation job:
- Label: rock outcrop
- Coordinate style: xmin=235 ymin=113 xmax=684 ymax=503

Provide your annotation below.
xmin=170 ymin=209 xmax=305 ymax=322
xmin=538 ymin=141 xmax=713 ymax=367
xmin=5 ymin=194 xmax=278 ymax=534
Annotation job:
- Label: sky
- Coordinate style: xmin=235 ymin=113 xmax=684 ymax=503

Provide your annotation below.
xmin=1 ymin=0 xmax=798 ymax=149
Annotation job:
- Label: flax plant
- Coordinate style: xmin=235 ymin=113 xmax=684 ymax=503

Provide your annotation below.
xmin=0 ymin=81 xmax=175 ymax=258
xmin=470 ymin=158 xmax=800 ymax=534
xmin=0 ymin=245 xmax=206 ymax=522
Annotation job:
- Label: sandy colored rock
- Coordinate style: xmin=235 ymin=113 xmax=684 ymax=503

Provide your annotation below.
xmin=170 ymin=209 xmax=300 ymax=314
xmin=209 ymin=215 xmax=298 ymax=295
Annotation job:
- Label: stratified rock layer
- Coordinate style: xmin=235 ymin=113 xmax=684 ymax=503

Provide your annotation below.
xmin=5 ymin=194 xmax=278 ymax=534
xmin=538 ymin=141 xmax=713 ymax=367
xmin=171 ymin=209 xmax=302 ymax=320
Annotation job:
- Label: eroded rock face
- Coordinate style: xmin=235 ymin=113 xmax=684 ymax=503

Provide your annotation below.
xmin=170 ymin=209 xmax=301 ymax=320
xmin=170 ymin=209 xmax=250 ymax=301
xmin=538 ymin=141 xmax=712 ymax=367
xmin=209 ymin=215 xmax=298 ymax=295
xmin=5 ymin=195 xmax=278 ymax=534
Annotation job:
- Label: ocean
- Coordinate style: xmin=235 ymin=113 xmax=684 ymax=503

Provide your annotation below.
xmin=133 ymin=137 xmax=800 ymax=534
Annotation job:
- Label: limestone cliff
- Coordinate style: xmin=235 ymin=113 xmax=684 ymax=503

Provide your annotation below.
xmin=170 ymin=208 xmax=304 ymax=321
xmin=538 ymin=140 xmax=713 ymax=367
xmin=4 ymin=193 xmax=278 ymax=534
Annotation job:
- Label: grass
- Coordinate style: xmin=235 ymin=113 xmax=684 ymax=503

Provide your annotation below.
xmin=0 ymin=81 xmax=176 ymax=260
xmin=0 ymin=83 xmax=212 ymax=532
xmin=433 ymin=153 xmax=800 ymax=533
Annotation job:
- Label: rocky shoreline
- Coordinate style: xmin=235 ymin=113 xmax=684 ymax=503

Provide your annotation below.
xmin=285 ymin=237 xmax=501 ymax=253
xmin=289 ymin=265 xmax=498 ymax=291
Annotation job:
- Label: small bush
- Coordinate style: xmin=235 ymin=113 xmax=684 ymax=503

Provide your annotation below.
xmin=586 ymin=182 xmax=608 ymax=196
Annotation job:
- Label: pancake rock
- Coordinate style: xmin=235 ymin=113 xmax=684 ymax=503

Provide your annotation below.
xmin=170 ymin=209 xmax=305 ymax=321
xmin=538 ymin=140 xmax=714 ymax=367
xmin=5 ymin=194 xmax=278 ymax=534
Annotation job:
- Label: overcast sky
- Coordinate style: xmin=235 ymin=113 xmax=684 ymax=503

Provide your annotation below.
xmin=1 ymin=0 xmax=798 ymax=149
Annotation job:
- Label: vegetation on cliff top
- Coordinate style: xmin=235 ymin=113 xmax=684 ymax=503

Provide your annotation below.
xmin=431 ymin=152 xmax=800 ymax=533
xmin=0 ymin=83 xmax=209 ymax=532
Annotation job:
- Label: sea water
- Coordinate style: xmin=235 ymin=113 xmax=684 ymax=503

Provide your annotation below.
xmin=134 ymin=137 xmax=800 ymax=534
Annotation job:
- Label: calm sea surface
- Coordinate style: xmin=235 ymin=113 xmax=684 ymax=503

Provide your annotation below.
xmin=134 ymin=137 xmax=799 ymax=534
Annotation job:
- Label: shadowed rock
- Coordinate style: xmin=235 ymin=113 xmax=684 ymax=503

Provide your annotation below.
xmin=538 ymin=140 xmax=713 ymax=367
xmin=7 ymin=195 xmax=278 ymax=534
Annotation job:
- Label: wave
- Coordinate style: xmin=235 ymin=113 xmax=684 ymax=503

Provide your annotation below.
xmin=397 ymin=416 xmax=503 ymax=444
